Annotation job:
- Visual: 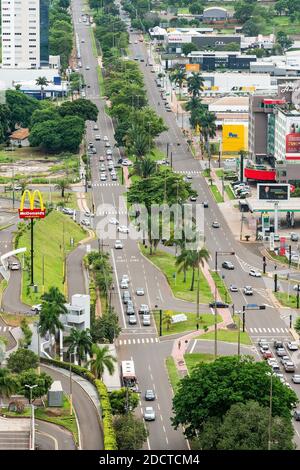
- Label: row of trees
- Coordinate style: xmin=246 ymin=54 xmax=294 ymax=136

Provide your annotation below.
xmin=172 ymin=356 xmax=297 ymax=450
xmin=49 ymin=0 xmax=73 ymax=70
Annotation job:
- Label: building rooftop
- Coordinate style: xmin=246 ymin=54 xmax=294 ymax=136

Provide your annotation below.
xmin=10 ymin=128 xmax=29 ymax=140
xmin=210 ymin=96 xmax=249 ymax=106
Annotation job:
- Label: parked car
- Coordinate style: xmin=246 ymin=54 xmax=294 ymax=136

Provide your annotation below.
xmin=222 ymin=261 xmax=234 ymax=270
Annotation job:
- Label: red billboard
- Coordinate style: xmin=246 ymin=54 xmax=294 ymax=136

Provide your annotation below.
xmin=286 ymin=132 xmax=300 ymax=154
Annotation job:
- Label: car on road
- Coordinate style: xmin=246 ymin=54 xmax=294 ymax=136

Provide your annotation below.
xmin=31 ymin=304 xmax=42 ymax=313
xmin=284 ymin=360 xmax=295 ymax=372
xmin=109 ymin=218 xmax=119 ymax=225
xmin=128 ymin=315 xmax=137 ymax=325
xmin=122 ymin=291 xmax=131 ymax=304
xmin=230 ymin=284 xmax=238 ymax=292
xmin=274 ymin=340 xmax=284 ymax=349
xmin=106 ymin=149 xmax=112 ymax=155
xmin=262 ymin=349 xmax=273 ymax=359
xmin=145 ymin=390 xmax=155 ymax=401
xmin=249 ymin=269 xmax=261 ymax=277
xmin=126 ymin=304 xmax=135 ymax=315
xmin=275 ymin=347 xmax=286 ymax=357
xmin=222 ymin=261 xmax=234 ymax=270
xmin=62 ymin=207 xmax=75 ymax=215
xmin=209 ymin=301 xmax=229 ymax=308
xmin=142 ymin=315 xmax=151 ymax=326
xmin=294 ymin=410 xmax=300 ymax=421
xmin=292 ymin=374 xmax=300 ymax=384
xmin=100 ymin=164 xmax=106 ymax=171
xmin=118 ymin=225 xmax=129 ymax=234
xmin=111 ymin=174 xmax=117 ymax=181
xmin=95 ymin=135 xmax=101 ymax=141
xmin=100 ymin=174 xmax=107 ymax=181
xmin=9 ymin=262 xmax=20 ymax=271
xmin=84 ymin=211 xmax=94 ymax=218
xmin=105 ymin=142 xmax=111 ymax=148
xmin=190 ymin=195 xmax=197 ymax=202
xmin=81 ymin=218 xmax=90 ymax=226
xmin=114 ymin=240 xmax=123 ymax=249
xmin=99 ymin=156 xmax=104 ymax=162
xmin=143 ymin=407 xmax=155 ymax=421
xmin=81 ymin=39 xmax=85 ymax=43
xmin=293 ymin=284 xmax=300 ymax=291
xmin=290 ymin=232 xmax=299 ymax=242
xmin=120 ymin=279 xmax=129 ymax=289
xmin=280 ymin=355 xmax=290 ymax=365
xmin=202 ymin=201 xmax=209 ymax=208
xmin=136 ymin=287 xmax=145 ymax=296
xmin=139 ymin=304 xmax=150 ymax=314
xmin=85 ymin=65 xmax=90 ymax=70
xmin=212 ymin=221 xmax=220 ymax=228
xmin=258 ymin=338 xmax=268 ymax=347
xmin=243 ymin=286 xmax=253 ymax=295
xmin=121 ymin=159 xmax=133 ymax=166
xmin=185 ymin=174 xmax=192 ymax=180
xmin=103 ymin=136 xmax=109 ymax=141
xmin=287 ymin=341 xmax=298 ymax=351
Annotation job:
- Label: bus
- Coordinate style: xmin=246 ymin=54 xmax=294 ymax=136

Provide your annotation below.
xmin=121 ymin=360 xmax=138 ymax=391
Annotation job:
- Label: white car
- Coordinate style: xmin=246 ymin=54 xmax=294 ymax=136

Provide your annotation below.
xmin=114 ymin=240 xmax=123 ymax=249
xmin=120 ymin=279 xmax=129 ymax=289
xmin=81 ymin=218 xmax=90 ymax=226
xmin=121 ymin=159 xmax=133 ymax=166
xmin=287 ymin=341 xmax=298 ymax=351
xmin=144 ymin=406 xmax=155 ymax=421
xmin=249 ymin=269 xmax=261 ymax=277
xmin=230 ymin=284 xmax=238 ymax=292
xmin=9 ymin=262 xmax=20 ymax=271
xmin=118 ymin=225 xmax=129 ymax=233
xmin=106 ymin=149 xmax=112 ymax=155
xmin=93 ymin=124 xmax=98 ymax=130
xmin=136 ymin=287 xmax=145 ymax=296
xmin=85 ymin=65 xmax=90 ymax=70
xmin=293 ymin=285 xmax=300 ymax=291
xmin=31 ymin=304 xmax=42 ymax=312
xmin=243 ymin=286 xmax=253 ymax=295
xmin=81 ymin=39 xmax=85 ymax=43
xmin=109 ymin=218 xmax=119 ymax=225
xmin=122 ymin=274 xmax=130 ymax=283
xmin=95 ymin=135 xmax=101 ymax=141
xmin=103 ymin=136 xmax=109 ymax=141
xmin=100 ymin=174 xmax=107 ymax=181
xmin=128 ymin=315 xmax=137 ymax=325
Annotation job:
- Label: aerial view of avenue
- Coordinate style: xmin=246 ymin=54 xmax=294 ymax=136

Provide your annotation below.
xmin=1 ymin=0 xmax=300 ymax=460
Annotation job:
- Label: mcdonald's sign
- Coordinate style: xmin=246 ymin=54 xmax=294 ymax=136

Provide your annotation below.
xmin=18 ymin=190 xmax=46 ymax=219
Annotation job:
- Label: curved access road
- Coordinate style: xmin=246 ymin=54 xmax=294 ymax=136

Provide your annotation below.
xmin=41 ymin=365 xmax=103 ymax=450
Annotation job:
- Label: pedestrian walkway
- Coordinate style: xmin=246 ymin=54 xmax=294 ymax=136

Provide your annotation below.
xmin=116 ymin=337 xmax=159 ymax=346
xmin=249 ymin=326 xmax=289 ymax=334
xmin=92 ymin=182 xmax=120 ymax=187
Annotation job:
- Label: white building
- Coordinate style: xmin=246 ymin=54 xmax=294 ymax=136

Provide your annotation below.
xmin=61 ymin=294 xmax=91 ymax=331
xmin=1 ymin=0 xmax=40 ymax=69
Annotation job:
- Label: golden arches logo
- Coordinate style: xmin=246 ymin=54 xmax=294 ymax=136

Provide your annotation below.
xmin=19 ymin=190 xmax=46 ymax=219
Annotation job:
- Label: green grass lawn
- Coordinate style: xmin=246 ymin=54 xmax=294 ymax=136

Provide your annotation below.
xmin=17 ymin=211 xmax=86 ymax=305
xmin=97 ymin=65 xmax=105 ymax=97
xmin=225 ymin=185 xmax=236 ymax=200
xmin=275 ymin=292 xmax=299 ymax=309
xmin=264 ymin=16 xmax=300 ymax=35
xmin=197 ymin=329 xmax=252 ymax=345
xmin=165 ymin=356 xmax=181 ymax=392
xmin=215 ymin=169 xmax=224 ymax=178
xmin=153 ymin=310 xmax=222 ymax=336
xmin=210 ymin=271 xmax=232 ymax=304
xmin=1 ymin=312 xmax=39 ymax=326
xmin=90 ymin=27 xmax=98 ymax=57
xmin=210 ymin=184 xmax=224 ymax=203
xmin=0 ymin=190 xmax=78 ymax=209
xmin=177 ymin=7 xmax=190 ymax=14
xmin=184 ymin=353 xmax=215 ymax=372
xmin=1 ymin=395 xmax=78 ymax=445
xmin=202 ymin=168 xmax=211 ymax=178
xmin=140 ymin=246 xmax=213 ymax=303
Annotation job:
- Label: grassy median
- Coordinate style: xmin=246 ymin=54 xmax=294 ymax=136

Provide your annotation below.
xmin=140 ymin=246 xmax=212 ymax=304
xmin=17 ymin=211 xmax=86 ymax=305
xmin=153 ymin=310 xmax=222 ymax=336
xmin=197 ymin=329 xmax=252 ymax=345
xmin=165 ymin=357 xmax=181 ymax=393
xmin=184 ymin=353 xmax=215 ymax=372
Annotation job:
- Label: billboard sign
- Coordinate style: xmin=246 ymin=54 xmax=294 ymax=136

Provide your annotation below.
xmin=285 ymin=116 xmax=300 ymax=155
xmin=19 ymin=190 xmax=46 ymax=219
xmin=185 ymin=63 xmax=200 ymax=72
xmin=222 ymin=124 xmax=248 ymax=153
xmin=257 ymin=184 xmax=290 ymax=201
xmin=280 ymin=237 xmax=286 ymax=256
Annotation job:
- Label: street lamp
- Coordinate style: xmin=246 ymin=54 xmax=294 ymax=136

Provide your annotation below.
xmin=25 ymin=384 xmax=38 ymax=405
xmin=214 ymin=251 xmax=235 ymax=357
xmin=267 ymin=371 xmax=274 ymax=451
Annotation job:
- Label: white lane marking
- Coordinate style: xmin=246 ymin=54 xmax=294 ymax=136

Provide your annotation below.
xmin=123 ymin=340 xmax=127 ymax=345
xmin=190 ymin=339 xmax=197 ymax=354
xmin=162 ymin=425 xmax=166 ymax=433
xmin=160 ymin=415 xmax=163 ymax=422
xmin=141 ymin=338 xmax=144 ymax=343
xmin=146 ymin=338 xmax=149 ymax=343
xmin=157 ymin=403 xmax=161 ymax=410
xmin=37 ymin=431 xmax=58 ymax=450
xmin=155 ymin=338 xmax=159 ymax=342
xmin=137 ymin=338 xmax=140 ymax=344
xmin=132 ymin=339 xmax=136 ymax=344
xmin=128 ymin=339 xmax=131 ymax=345
xmin=111 ymin=248 xmax=126 ymax=328
xmin=150 ymin=338 xmax=154 ymax=343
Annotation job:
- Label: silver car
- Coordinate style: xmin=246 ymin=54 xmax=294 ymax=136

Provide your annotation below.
xmin=144 ymin=406 xmax=155 ymax=421
xmin=292 ymin=374 xmax=300 ymax=384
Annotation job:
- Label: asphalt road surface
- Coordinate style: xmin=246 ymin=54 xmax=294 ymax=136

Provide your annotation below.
xmin=36 ymin=420 xmax=76 ymax=450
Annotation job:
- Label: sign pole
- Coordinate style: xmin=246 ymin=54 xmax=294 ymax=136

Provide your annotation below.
xmin=30 ymin=219 xmax=34 ymax=286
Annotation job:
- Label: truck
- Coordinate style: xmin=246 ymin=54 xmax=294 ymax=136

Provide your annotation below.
xmin=121 ymin=360 xmax=138 ymax=392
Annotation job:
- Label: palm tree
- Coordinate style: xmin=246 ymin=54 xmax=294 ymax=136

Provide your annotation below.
xmin=88 ymin=344 xmax=117 ymax=380
xmin=176 ymin=248 xmax=210 ymax=291
xmin=170 ymin=67 xmax=186 ymax=99
xmin=198 ymin=111 xmax=217 ymax=167
xmin=41 ymin=286 xmax=67 ymax=309
xmin=132 ymin=132 xmax=150 ymax=159
xmin=55 ymin=179 xmax=71 ymax=199
xmin=187 ymin=72 xmax=205 ymax=98
xmin=186 ymin=96 xmax=205 ymax=113
xmin=131 ymin=156 xmax=157 ymax=179
xmin=176 ymin=249 xmax=194 ymax=284
xmin=39 ymin=302 xmax=65 ymax=356
xmin=0 ymin=368 xmax=18 ymax=398
xmin=36 ymin=76 xmax=49 ymax=100
xmin=64 ymin=328 xmax=93 ymax=365
xmin=163 ymin=310 xmax=173 ymax=331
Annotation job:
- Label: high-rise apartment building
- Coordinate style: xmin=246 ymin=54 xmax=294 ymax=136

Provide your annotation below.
xmin=1 ymin=0 xmax=49 ymax=69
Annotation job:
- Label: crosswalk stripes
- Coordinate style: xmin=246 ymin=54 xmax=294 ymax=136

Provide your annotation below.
xmin=117 ymin=337 xmax=159 ymax=346
xmin=92 ymin=182 xmax=120 ymax=187
xmin=0 ymin=326 xmax=12 ymax=333
xmin=249 ymin=326 xmax=289 ymax=334
xmin=174 ymin=170 xmax=200 ymax=175
xmin=96 ymin=210 xmax=127 ymax=216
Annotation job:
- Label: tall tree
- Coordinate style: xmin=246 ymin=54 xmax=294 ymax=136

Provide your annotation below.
xmin=113 ymin=413 xmax=148 ymax=450
xmin=175 ymin=248 xmax=209 ymax=291
xmin=58 ymin=98 xmax=98 ymax=122
xmin=55 ymin=179 xmax=71 ymax=198
xmin=187 ymin=72 xmax=205 ymax=98
xmin=170 ymin=67 xmax=186 ymax=99
xmin=109 ymin=388 xmax=139 ymax=415
xmin=35 ymin=77 xmax=49 ymax=101
xmin=131 ymin=157 xmax=157 ymax=179
xmin=0 ymin=368 xmax=18 ymax=398
xmin=7 ymin=349 xmax=38 ymax=373
xmin=64 ymin=328 xmax=93 ymax=365
xmin=38 ymin=302 xmax=65 ymax=355
xmin=88 ymin=344 xmax=117 ymax=379
xmin=91 ymin=310 xmax=121 ymax=344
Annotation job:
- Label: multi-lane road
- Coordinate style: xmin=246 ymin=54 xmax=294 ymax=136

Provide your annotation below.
xmin=71 ymin=0 xmax=300 ymax=449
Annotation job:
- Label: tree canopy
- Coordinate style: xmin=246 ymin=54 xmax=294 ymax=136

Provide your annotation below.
xmin=7 ymin=349 xmax=38 ymax=373
xmin=58 ymin=98 xmax=98 ymax=122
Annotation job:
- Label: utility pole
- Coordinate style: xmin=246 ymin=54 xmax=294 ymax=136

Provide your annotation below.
xmin=297 ymin=284 xmax=300 ymax=309
xmin=263 ymin=256 xmax=267 ymax=274
xmin=288 ymin=244 xmax=292 ymax=269
xmin=170 ymin=151 xmax=173 ymax=169
xmin=238 ymin=313 xmax=241 ymax=357
xmin=268 ymin=373 xmax=273 ymax=451
xmin=242 ymin=305 xmax=246 ymax=332
xmin=159 ymin=309 xmax=162 ymax=336
xmin=196 ymin=263 xmax=200 ymax=320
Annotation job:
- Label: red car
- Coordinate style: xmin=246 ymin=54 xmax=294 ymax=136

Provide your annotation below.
xmin=262 ymin=350 xmax=273 ymax=359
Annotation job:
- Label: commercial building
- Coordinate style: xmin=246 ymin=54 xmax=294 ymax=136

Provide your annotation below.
xmin=0 ymin=67 xmax=61 ymax=92
xmin=222 ymin=123 xmax=248 ymax=153
xmin=188 ymin=51 xmax=256 ymax=71
xmin=61 ymin=294 xmax=91 ymax=331
xmin=164 ymin=30 xmax=241 ymax=54
xmin=209 ymin=96 xmax=249 ymax=126
xmin=201 ymin=72 xmax=272 ymax=93
xmin=202 ymin=7 xmax=229 ymax=21
xmin=1 ymin=0 xmax=49 ymax=69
